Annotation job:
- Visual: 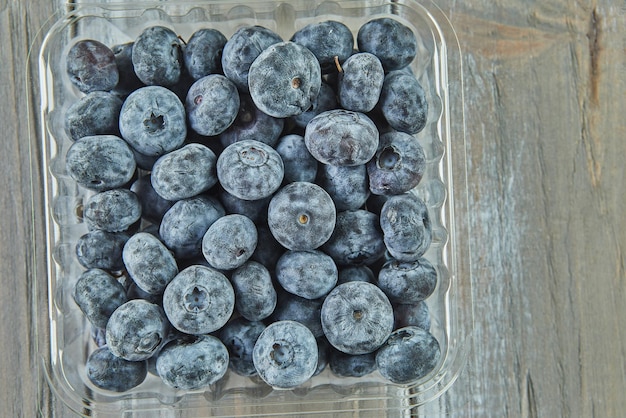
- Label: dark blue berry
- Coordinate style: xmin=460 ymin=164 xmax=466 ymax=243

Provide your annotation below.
xmin=219 ymin=94 xmax=284 ymax=148
xmin=162 ymin=265 xmax=234 ymax=334
xmin=202 ymin=214 xmax=257 ymax=270
xmin=111 ymin=42 xmax=144 ymax=97
xmin=73 ymin=268 xmax=128 ymax=329
xmin=184 ymin=28 xmax=227 ymax=80
xmin=322 ymin=210 xmax=385 ymax=266
xmin=65 ymin=135 xmax=136 ymax=192
xmin=337 ymin=265 xmax=375 ymax=285
xmin=321 ymin=282 xmax=394 ymax=355
xmin=230 ymin=261 xmax=277 ymax=321
xmin=275 ymin=134 xmax=318 ymax=184
xmin=65 ymin=92 xmax=122 ymax=141
xmin=275 ymin=250 xmax=337 ymax=300
xmin=291 ymin=20 xmax=354 ymax=74
xmin=130 ymin=175 xmax=173 ymax=224
xmin=291 ymin=81 xmax=338 ymax=129
xmin=267 ymin=182 xmax=336 ymax=251
xmin=119 ymin=86 xmax=187 ymax=157
xmin=186 ymin=74 xmax=240 ymax=136
xmin=357 ymin=18 xmax=417 ymax=71
xmin=151 ymin=143 xmax=218 ymax=201
xmin=329 ymin=349 xmax=377 ymax=378
xmin=252 ymin=320 xmax=318 ymax=389
xmin=219 ymin=317 xmax=266 ymax=377
xmin=337 ymin=52 xmax=384 ymax=113
xmin=132 ymin=26 xmax=183 ymax=86
xmin=375 ymin=326 xmax=441 ymax=384
xmin=380 ymin=193 xmax=432 ymax=260
xmin=86 ymin=346 xmax=147 ymax=392
xmin=66 ymin=39 xmax=118 ymax=93
xmin=271 ymin=291 xmax=324 ymax=338
xmin=75 ymin=230 xmax=129 ymax=271
xmin=377 ymin=258 xmax=437 ymax=304
xmin=394 ymin=301 xmax=431 ymax=331
xmin=304 ymin=109 xmax=378 ymax=166
xmin=378 ymin=71 xmax=428 ymax=134
xmin=83 ymin=189 xmax=141 ymax=233
xmin=315 ymin=163 xmax=369 ymax=211
xmin=248 ymin=41 xmax=321 ymax=118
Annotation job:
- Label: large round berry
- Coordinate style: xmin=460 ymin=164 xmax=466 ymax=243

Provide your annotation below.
xmin=119 ymin=86 xmax=187 ymax=157
xmin=275 ymin=250 xmax=337 ymax=300
xmin=380 ymin=193 xmax=432 ymax=260
xmin=290 ymin=20 xmax=354 ymax=74
xmin=217 ymin=140 xmax=284 ymax=201
xmin=105 ymin=299 xmax=169 ymax=361
xmin=156 ymin=335 xmax=229 ymax=390
xmin=322 ymin=210 xmax=385 ymax=266
xmin=267 ymin=182 xmax=336 ymax=251
xmin=132 ymin=26 xmax=183 ymax=86
xmin=86 ymin=346 xmax=147 ymax=392
xmin=252 ymin=320 xmax=318 ymax=389
xmin=65 ymin=135 xmax=136 ymax=192
xmin=377 ymin=258 xmax=438 ymax=304
xmin=221 ymin=25 xmax=282 ymax=92
xmin=65 ymin=91 xmax=122 ymax=141
xmin=162 ymin=265 xmax=234 ymax=334
xmin=367 ymin=131 xmax=427 ymax=196
xmin=248 ymin=41 xmax=322 ymax=118
xmin=122 ymin=232 xmax=178 ymax=295
xmin=375 ymin=326 xmax=441 ymax=384
xmin=201 ymin=214 xmax=257 ymax=271
xmin=183 ymin=28 xmax=227 ymax=80
xmin=275 ymin=134 xmax=318 ymax=184
xmin=357 ymin=17 xmax=417 ymax=71
xmin=75 ymin=230 xmax=129 ymax=271
xmin=379 ymin=70 xmax=428 ymax=134
xmin=186 ymin=74 xmax=240 ymax=136
xmin=321 ymin=282 xmax=394 ymax=355
xmin=66 ymin=39 xmax=118 ymax=93
xmin=230 ymin=261 xmax=277 ymax=321
xmin=304 ymin=109 xmax=379 ymax=166
xmin=151 ymin=143 xmax=218 ymax=201
xmin=315 ymin=163 xmax=370 ymax=211
xmin=72 ymin=268 xmax=128 ymax=329
xmin=83 ymin=189 xmax=141 ymax=232
xmin=337 ymin=53 xmax=384 ymax=113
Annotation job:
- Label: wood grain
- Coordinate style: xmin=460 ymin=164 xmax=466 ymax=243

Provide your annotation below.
xmin=1 ymin=0 xmax=625 ymax=416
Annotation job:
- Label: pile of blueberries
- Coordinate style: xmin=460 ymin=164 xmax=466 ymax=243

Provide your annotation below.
xmin=64 ymin=16 xmax=442 ymax=393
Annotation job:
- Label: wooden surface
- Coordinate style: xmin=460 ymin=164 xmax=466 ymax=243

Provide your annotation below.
xmin=2 ymin=0 xmax=626 ymax=416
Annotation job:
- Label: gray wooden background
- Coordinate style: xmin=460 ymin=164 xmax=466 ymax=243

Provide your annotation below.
xmin=2 ymin=0 xmax=625 ymax=416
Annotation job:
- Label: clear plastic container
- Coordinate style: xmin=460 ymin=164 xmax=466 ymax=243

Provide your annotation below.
xmin=35 ymin=1 xmax=473 ymax=416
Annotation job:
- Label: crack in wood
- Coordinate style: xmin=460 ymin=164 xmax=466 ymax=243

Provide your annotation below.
xmin=586 ymin=8 xmax=601 ymax=106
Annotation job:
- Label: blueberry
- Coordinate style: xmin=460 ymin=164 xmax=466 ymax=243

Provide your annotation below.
xmin=132 ymin=26 xmax=183 ymax=86
xmin=162 ymin=265 xmax=234 ymax=334
xmin=378 ymin=71 xmax=428 ymax=134
xmin=315 ymin=163 xmax=369 ymax=211
xmin=375 ymin=326 xmax=441 ymax=384
xmin=151 ymin=143 xmax=218 ymax=201
xmin=337 ymin=265 xmax=376 ymax=285
xmin=126 ymin=280 xmax=162 ymax=306
xmin=119 ymin=86 xmax=187 ymax=157
xmin=75 ymin=230 xmax=130 ymax=271
xmin=219 ymin=94 xmax=285 ymax=148
xmin=291 ymin=81 xmax=338 ymax=129
xmin=290 ymin=20 xmax=354 ymax=74
xmin=321 ymin=281 xmax=393 ymax=354
xmin=105 ymin=299 xmax=169 ymax=361
xmin=73 ymin=268 xmax=128 ymax=329
xmin=65 ymin=92 xmax=122 ymax=141
xmin=65 ymin=135 xmax=136 ymax=192
xmin=186 ymin=74 xmax=240 ymax=136
xmin=376 ymin=258 xmax=437 ymax=304
xmin=156 ymin=335 xmax=229 ymax=390
xmin=337 ymin=52 xmax=384 ymax=113
xmin=230 ymin=261 xmax=277 ymax=321
xmin=218 ymin=189 xmax=271 ymax=224
xmin=66 ymin=39 xmax=118 ymax=93
xmin=123 ymin=232 xmax=178 ymax=295
xmin=202 ymin=214 xmax=257 ymax=270
xmin=248 ymin=41 xmax=321 ymax=118
xmin=367 ymin=131 xmax=427 ymax=196
xmin=322 ymin=210 xmax=385 ymax=266
xmin=252 ymin=320 xmax=318 ymax=389
xmin=380 ymin=193 xmax=432 ymax=260
xmin=357 ymin=18 xmax=417 ymax=71
xmin=271 ymin=291 xmax=324 ymax=338
xmin=217 ymin=140 xmax=284 ymax=201
xmin=159 ymin=195 xmax=225 ymax=259
xmin=304 ymin=109 xmax=378 ymax=166
xmin=130 ymin=175 xmax=174 ymax=224
xmin=83 ymin=189 xmax=141 ymax=233
xmin=394 ymin=301 xmax=431 ymax=331
xmin=86 ymin=346 xmax=147 ymax=392
xmin=221 ymin=25 xmax=282 ymax=92
xmin=267 ymin=182 xmax=336 ymax=251
xmin=275 ymin=250 xmax=337 ymax=300
xmin=275 ymin=134 xmax=318 ymax=184
xmin=111 ymin=42 xmax=144 ymax=97
xmin=329 ymin=349 xmax=377 ymax=378
xmin=184 ymin=28 xmax=227 ymax=80
xmin=219 ymin=317 xmax=266 ymax=376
